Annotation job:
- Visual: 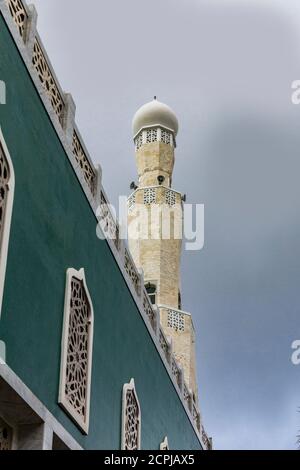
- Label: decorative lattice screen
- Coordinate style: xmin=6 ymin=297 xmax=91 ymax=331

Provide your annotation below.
xmin=166 ymin=189 xmax=176 ymax=207
xmin=146 ymin=128 xmax=157 ymax=144
xmin=144 ymin=188 xmax=156 ymax=205
xmin=59 ymin=268 xmax=94 ymax=433
xmin=122 ymin=379 xmax=141 ymax=450
xmin=167 ymin=309 xmax=185 ymax=332
xmin=161 ymin=129 xmax=171 ymax=145
xmin=32 ymin=39 xmax=64 ymax=124
xmin=6 ymin=0 xmax=28 ymax=39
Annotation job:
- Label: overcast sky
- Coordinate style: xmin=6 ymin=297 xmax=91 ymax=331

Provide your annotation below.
xmin=30 ymin=0 xmax=300 ymax=449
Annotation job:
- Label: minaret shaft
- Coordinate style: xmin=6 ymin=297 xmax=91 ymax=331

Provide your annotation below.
xmin=128 ymin=100 xmax=199 ymax=400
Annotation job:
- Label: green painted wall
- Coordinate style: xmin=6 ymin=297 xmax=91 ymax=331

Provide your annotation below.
xmin=0 ymin=14 xmax=202 ymax=450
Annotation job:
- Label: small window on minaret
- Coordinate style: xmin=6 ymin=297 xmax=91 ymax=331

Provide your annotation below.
xmin=178 ymin=292 xmax=182 ymax=310
xmin=145 ymin=283 xmax=156 ymax=305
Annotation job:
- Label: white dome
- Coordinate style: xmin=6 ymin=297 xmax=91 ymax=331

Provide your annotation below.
xmin=132 ymin=99 xmax=179 ymax=137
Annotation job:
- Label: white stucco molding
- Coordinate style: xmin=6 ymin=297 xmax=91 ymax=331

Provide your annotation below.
xmin=0 ymin=364 xmax=82 ymax=449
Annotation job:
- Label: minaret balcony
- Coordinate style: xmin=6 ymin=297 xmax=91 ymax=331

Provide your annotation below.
xmin=127 ymin=186 xmax=183 ymax=214
xmin=134 ymin=126 xmax=176 ymax=151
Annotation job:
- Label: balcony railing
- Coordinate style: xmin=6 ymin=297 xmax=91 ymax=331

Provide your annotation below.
xmin=98 ymin=191 xmax=120 ymax=250
xmin=124 ymin=249 xmax=140 ymax=295
xmin=143 ymin=291 xmax=157 ymax=333
xmin=5 ymin=0 xmax=28 ymax=40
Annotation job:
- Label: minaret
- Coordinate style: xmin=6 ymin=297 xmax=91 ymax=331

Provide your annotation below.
xmin=128 ymin=98 xmax=198 ymax=401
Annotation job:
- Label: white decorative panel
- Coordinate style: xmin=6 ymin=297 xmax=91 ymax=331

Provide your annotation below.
xmin=143 ymin=188 xmax=156 ymax=205
xmin=99 ymin=192 xmax=120 ymax=249
xmin=167 ymin=309 xmax=185 ymax=332
xmin=146 ymin=128 xmax=157 ymax=144
xmin=161 ymin=129 xmax=171 ymax=145
xmin=124 ymin=249 xmax=140 ymax=294
xmin=160 ymin=436 xmax=169 ymax=451
xmin=121 ymin=379 xmax=141 ymax=450
xmin=143 ymin=291 xmax=156 ymax=332
xmin=59 ymin=268 xmax=94 ymax=434
xmin=135 ymin=127 xmax=174 ymax=147
xmin=134 ymin=132 xmax=143 ymax=151
xmin=32 ymin=39 xmax=65 ymax=125
xmin=72 ymin=132 xmax=97 ymax=196
xmin=166 ymin=189 xmax=176 ymax=207
xmin=6 ymin=0 xmax=27 ymax=39
xmin=159 ymin=328 xmax=171 ymax=364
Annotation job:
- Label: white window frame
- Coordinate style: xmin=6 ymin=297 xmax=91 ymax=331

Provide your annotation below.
xmin=121 ymin=378 xmax=141 ymax=450
xmin=0 ymin=127 xmax=15 ymax=319
xmin=160 ymin=436 xmax=169 ymax=450
xmin=58 ymin=268 xmax=94 ymax=434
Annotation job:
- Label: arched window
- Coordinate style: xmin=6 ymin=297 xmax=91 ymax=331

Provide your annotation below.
xmin=160 ymin=436 xmax=169 ymax=450
xmin=121 ymin=379 xmax=141 ymax=450
xmin=59 ymin=268 xmax=94 ymax=434
xmin=145 ymin=282 xmax=156 ymax=305
xmin=0 ymin=129 xmax=15 ymax=318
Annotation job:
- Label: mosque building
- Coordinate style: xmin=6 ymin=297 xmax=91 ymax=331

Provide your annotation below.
xmin=0 ymin=0 xmax=211 ymax=450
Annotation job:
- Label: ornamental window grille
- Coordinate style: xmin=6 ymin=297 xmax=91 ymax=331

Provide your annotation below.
xmin=161 ymin=129 xmax=171 ymax=145
xmin=0 ymin=133 xmax=15 ymax=317
xmin=59 ymin=268 xmax=94 ymax=434
xmin=121 ymin=379 xmax=141 ymax=450
xmin=146 ymin=128 xmax=157 ymax=144
xmin=167 ymin=310 xmax=185 ymax=332
xmin=135 ymin=133 xmax=143 ymax=151
xmin=72 ymin=132 xmax=97 ymax=196
xmin=160 ymin=437 xmax=169 ymax=451
xmin=144 ymin=188 xmax=156 ymax=205
xmin=0 ymin=417 xmax=13 ymax=450
xmin=6 ymin=0 xmax=28 ymax=40
xmin=32 ymin=39 xmax=65 ymax=125
xmin=166 ymin=189 xmax=176 ymax=207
